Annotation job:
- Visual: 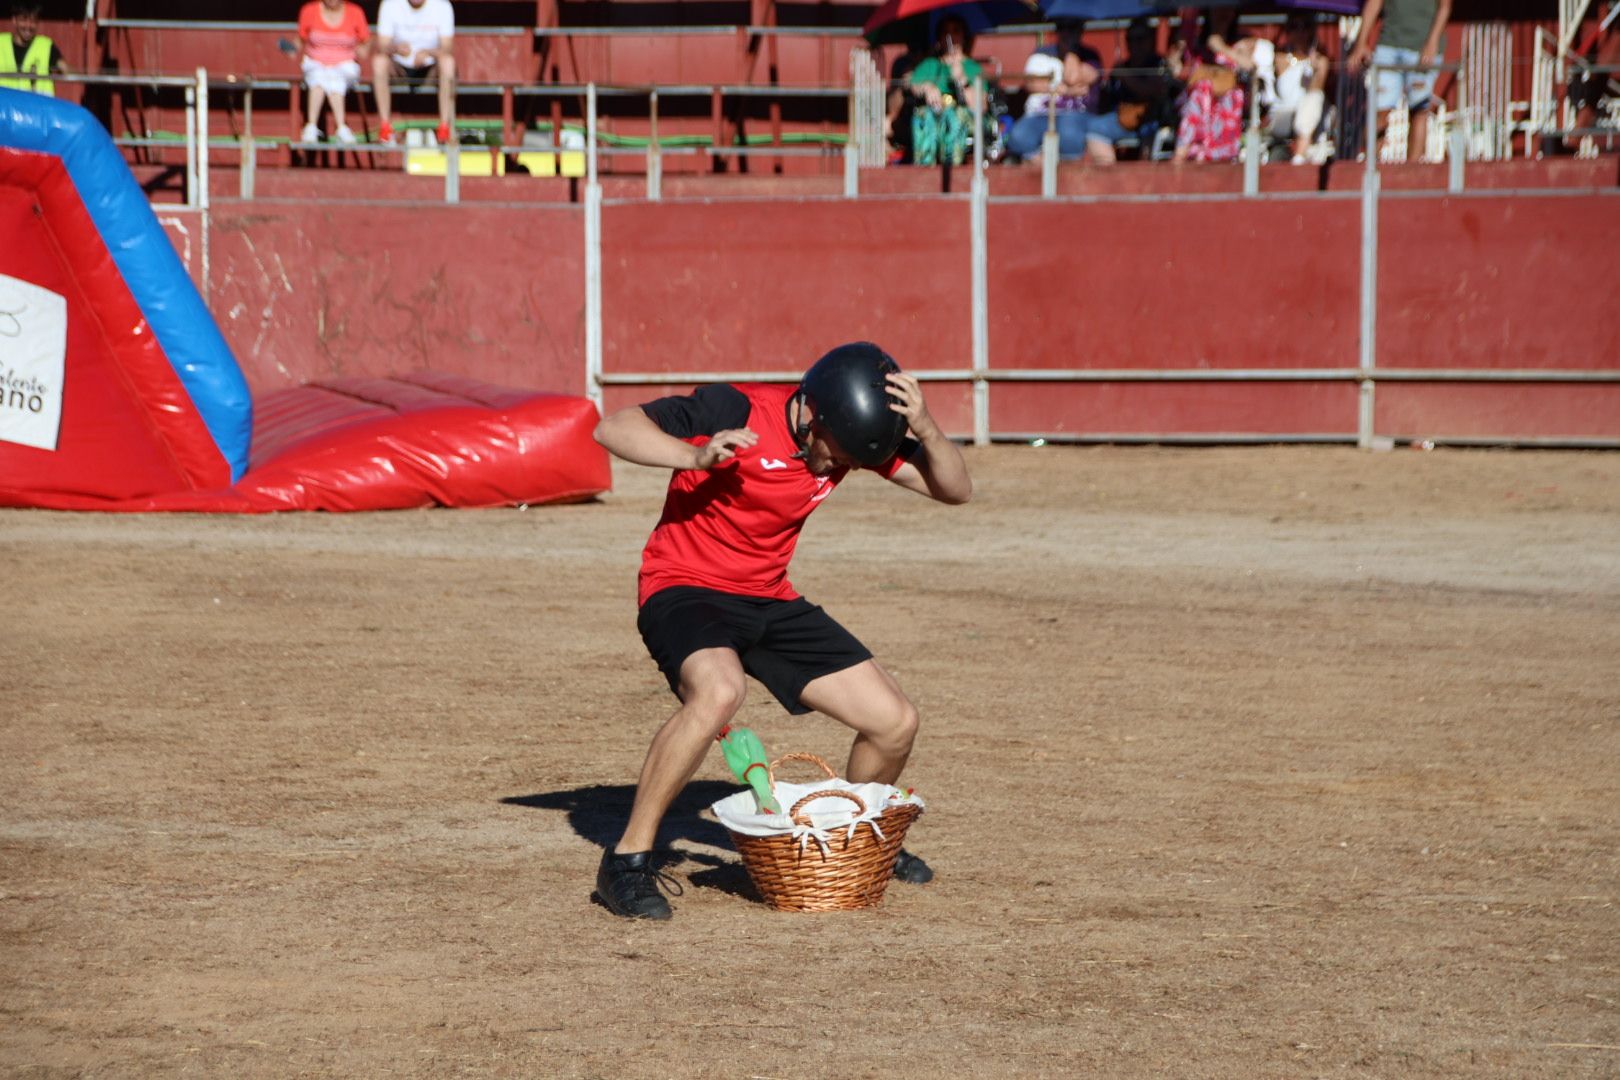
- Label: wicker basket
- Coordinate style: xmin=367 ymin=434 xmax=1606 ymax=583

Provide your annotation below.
xmin=725 ymin=753 xmax=921 ymax=912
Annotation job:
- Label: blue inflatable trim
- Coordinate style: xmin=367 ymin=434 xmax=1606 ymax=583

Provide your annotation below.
xmin=0 ymin=87 xmax=252 ymax=482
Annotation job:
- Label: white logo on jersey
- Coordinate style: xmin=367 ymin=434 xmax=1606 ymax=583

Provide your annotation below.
xmin=810 ymin=477 xmax=833 ymax=502
xmin=760 ymin=458 xmax=789 ymax=470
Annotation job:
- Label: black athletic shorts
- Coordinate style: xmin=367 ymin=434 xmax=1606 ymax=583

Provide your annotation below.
xmin=637 ymin=586 xmax=872 ymax=715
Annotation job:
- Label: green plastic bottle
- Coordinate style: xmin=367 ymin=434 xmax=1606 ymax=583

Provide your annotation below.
xmin=716 ymin=725 xmax=780 ymax=814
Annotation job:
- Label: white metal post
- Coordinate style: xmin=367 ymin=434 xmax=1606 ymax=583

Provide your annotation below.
xmin=197 ymin=68 xmax=212 ymax=307
xmin=184 ymin=84 xmax=197 ymax=208
xmin=843 ymin=79 xmax=858 ymax=196
xmin=585 ymin=83 xmax=604 ymax=410
xmin=587 ymin=81 xmax=598 ymax=185
xmin=1358 ymin=61 xmax=1380 ymax=448
xmin=1041 ymin=103 xmax=1058 ymax=198
xmin=648 ymin=89 xmax=662 ymax=200
xmin=242 ymin=81 xmax=256 ymax=200
xmin=196 ymin=68 xmax=209 ymax=211
xmin=970 ymin=77 xmax=990 ymax=447
xmin=1243 ymin=74 xmax=1261 ymax=195
xmin=445 ymin=125 xmax=460 ymax=204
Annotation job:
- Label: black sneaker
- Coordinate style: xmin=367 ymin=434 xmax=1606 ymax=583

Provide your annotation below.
xmin=595 ymin=849 xmax=680 ymax=920
xmin=893 ymin=849 xmax=934 ymax=885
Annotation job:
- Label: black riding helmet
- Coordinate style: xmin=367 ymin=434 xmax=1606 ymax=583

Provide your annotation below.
xmin=791 ymin=343 xmax=907 ymax=468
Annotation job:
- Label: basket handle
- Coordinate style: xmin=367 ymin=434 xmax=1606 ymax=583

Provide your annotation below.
xmin=789 ymin=789 xmax=868 ymax=825
xmin=769 ymin=752 xmax=837 ymax=783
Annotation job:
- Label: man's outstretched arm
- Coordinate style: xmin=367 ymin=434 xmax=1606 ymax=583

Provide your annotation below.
xmin=882 ymin=372 xmax=972 ymax=505
xmin=594 ymin=406 xmax=757 ymax=471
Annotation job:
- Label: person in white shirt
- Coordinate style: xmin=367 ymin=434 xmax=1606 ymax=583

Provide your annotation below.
xmin=370 ymin=0 xmax=455 ymax=144
xmin=1268 ymin=12 xmax=1330 ymax=164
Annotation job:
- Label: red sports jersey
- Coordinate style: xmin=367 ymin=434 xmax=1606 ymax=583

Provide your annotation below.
xmin=637 ymin=383 xmax=907 ymax=605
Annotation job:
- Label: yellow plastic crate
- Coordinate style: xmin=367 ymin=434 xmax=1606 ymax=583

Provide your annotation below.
xmin=513 ymin=150 xmax=586 ymax=179
xmin=404 ymin=147 xmax=504 ymax=177
xmin=515 ymin=150 xmax=556 ymax=177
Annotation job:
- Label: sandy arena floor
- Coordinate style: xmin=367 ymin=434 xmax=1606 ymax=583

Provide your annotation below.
xmin=3 ymin=445 xmax=1618 ymax=1078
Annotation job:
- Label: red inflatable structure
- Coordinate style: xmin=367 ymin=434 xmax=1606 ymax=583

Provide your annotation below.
xmin=12 ymin=372 xmax=610 ymax=512
xmin=0 ymin=90 xmax=609 ymax=513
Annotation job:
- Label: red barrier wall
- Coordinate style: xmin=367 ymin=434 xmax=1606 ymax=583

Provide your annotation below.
xmin=988 ymin=198 xmax=1362 ymax=371
xmin=599 ymin=196 xmax=973 ymax=373
xmin=989 ymin=381 xmax=1360 ymax=439
xmin=207 ymin=201 xmax=585 ymax=396
xmin=196 ymin=183 xmax=1619 ymax=443
xmin=1374 ymin=384 xmax=1620 ymax=441
xmin=1377 ymin=195 xmax=1620 ymax=370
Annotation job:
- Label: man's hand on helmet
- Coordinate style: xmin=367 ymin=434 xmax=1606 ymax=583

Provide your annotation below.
xmin=885 ymin=372 xmax=941 ymax=442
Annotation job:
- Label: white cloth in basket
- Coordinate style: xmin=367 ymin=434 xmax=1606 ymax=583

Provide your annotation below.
xmin=711 ymin=778 xmax=925 ymax=852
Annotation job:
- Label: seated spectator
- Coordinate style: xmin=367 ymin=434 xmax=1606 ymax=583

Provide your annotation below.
xmin=1031 ymin=19 xmax=1133 ymax=162
xmin=296 ymin=0 xmax=370 ymax=144
xmin=905 ymin=14 xmax=987 ymax=166
xmin=1005 ymin=50 xmax=1094 ymax=163
xmin=1171 ymin=5 xmax=1251 ymax=163
xmin=1104 ymin=17 xmax=1186 ymax=159
xmin=1007 ymin=24 xmax=1133 ymax=166
xmin=1268 ymin=12 xmax=1331 ymax=163
xmin=883 ymin=35 xmax=932 ymax=164
xmin=372 ymin=0 xmax=456 ymax=145
xmin=1 ymin=2 xmax=69 ymax=97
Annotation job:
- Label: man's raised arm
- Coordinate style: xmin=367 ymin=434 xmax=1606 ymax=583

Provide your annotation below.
xmin=882 ymin=373 xmax=972 ymax=505
xmin=594 ymin=406 xmax=757 ymax=471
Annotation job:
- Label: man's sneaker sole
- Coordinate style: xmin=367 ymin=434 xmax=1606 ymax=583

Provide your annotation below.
xmin=594 ymin=889 xmax=671 ymax=920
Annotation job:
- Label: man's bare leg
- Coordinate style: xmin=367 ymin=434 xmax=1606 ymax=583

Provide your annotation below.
xmin=799 ymin=659 xmax=930 ymax=881
xmin=614 ymin=647 xmax=746 ymax=854
xmin=798 ymin=659 xmax=919 ymax=785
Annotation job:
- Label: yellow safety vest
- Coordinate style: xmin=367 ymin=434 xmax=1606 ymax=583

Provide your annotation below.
xmin=0 ymin=32 xmax=56 ymax=96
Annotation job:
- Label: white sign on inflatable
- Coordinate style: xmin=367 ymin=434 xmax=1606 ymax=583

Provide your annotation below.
xmin=0 ymin=273 xmax=67 ymax=452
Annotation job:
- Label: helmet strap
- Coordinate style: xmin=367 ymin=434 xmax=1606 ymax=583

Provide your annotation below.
xmin=787 ymin=390 xmax=812 ymax=460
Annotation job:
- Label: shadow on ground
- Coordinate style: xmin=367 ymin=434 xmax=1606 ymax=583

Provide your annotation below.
xmin=502 ymin=782 xmax=755 ymax=899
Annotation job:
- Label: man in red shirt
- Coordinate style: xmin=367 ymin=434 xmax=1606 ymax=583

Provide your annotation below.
xmin=592 ymin=342 xmax=972 ymax=919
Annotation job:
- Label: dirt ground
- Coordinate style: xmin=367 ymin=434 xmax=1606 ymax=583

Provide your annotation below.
xmin=3 ymin=445 xmax=1619 ymax=1079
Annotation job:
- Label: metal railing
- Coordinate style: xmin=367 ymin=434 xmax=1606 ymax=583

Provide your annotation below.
xmin=50 ymin=69 xmax=854 ymax=204
xmin=1529 ymin=26 xmax=1620 ymax=156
